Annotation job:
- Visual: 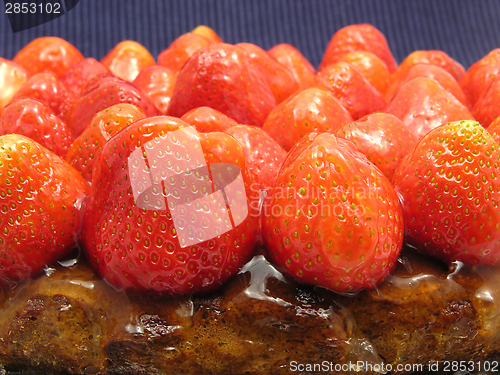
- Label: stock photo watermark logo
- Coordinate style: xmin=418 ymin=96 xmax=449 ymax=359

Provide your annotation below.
xmin=257 ymin=180 xmax=378 ymax=221
xmin=127 ymin=127 xmax=249 ymax=248
xmin=3 ymin=0 xmax=80 ymax=32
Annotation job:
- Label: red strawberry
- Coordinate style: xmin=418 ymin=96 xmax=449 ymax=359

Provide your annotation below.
xmin=157 ymin=32 xmax=212 ymax=73
xmin=81 ymin=116 xmax=260 ymax=294
xmin=237 ymin=42 xmax=300 ymax=103
xmin=10 ymin=72 xmax=73 ymax=121
xmin=262 ymin=132 xmax=404 ymax=293
xmin=336 ymin=113 xmax=418 ymax=179
xmin=268 ymin=43 xmax=316 ymax=88
xmin=0 ymin=58 xmax=28 ymax=112
xmin=66 ymin=75 xmax=160 ymax=137
xmin=0 ymin=134 xmax=89 ymax=284
xmin=13 ymin=37 xmax=84 ymax=78
xmin=66 ymin=103 xmax=146 ymax=182
xmin=314 ymin=61 xmax=386 ymax=120
xmin=487 ymin=115 xmax=500 ymax=144
xmin=262 ymin=87 xmax=352 ymax=151
xmin=191 ymin=25 xmax=224 ymax=43
xmin=385 ymin=63 xmax=469 ymax=107
xmin=59 ymin=58 xmax=110 ymax=101
xmin=225 ymin=124 xmax=286 ymax=191
xmin=101 ymin=40 xmax=156 ymax=82
xmin=319 ymin=23 xmax=397 ymax=73
xmin=460 ymin=49 xmax=500 ymax=107
xmin=180 ymin=106 xmax=239 ymax=133
xmin=168 ymin=43 xmax=276 ymax=126
xmin=0 ymin=98 xmax=73 ymax=157
xmin=393 ymin=120 xmax=500 ymax=266
xmin=338 ymin=50 xmax=391 ymax=95
xmin=133 ymin=65 xmax=177 ymax=114
xmin=472 ymin=74 xmax=500 ymax=128
xmin=385 ymin=77 xmax=474 ymax=140
xmin=395 ymin=50 xmax=465 ymax=83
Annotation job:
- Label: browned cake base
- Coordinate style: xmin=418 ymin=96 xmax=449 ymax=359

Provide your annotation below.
xmin=0 ymin=247 xmax=499 ymax=374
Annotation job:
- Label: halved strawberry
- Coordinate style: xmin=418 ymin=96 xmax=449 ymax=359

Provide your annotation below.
xmin=0 ymin=134 xmax=89 ymax=284
xmin=262 ymin=133 xmax=404 ymax=293
xmin=81 ymin=116 xmax=260 ymax=294
xmin=393 ymin=120 xmax=500 ymax=265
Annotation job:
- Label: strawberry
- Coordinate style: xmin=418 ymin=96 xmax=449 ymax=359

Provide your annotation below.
xmin=319 ymin=23 xmax=397 ymax=73
xmin=101 ymin=40 xmax=156 ymax=82
xmin=0 ymin=134 xmax=89 ymax=284
xmin=0 ymin=58 xmax=28 ymax=113
xmin=392 ymin=120 xmax=500 ymax=266
xmin=262 ymin=132 xmax=404 ymax=293
xmin=385 ymin=77 xmax=474 ymax=140
xmin=314 ymin=61 xmax=386 ymax=120
xmin=9 ymin=72 xmax=73 ymax=121
xmin=66 ymin=103 xmax=146 ymax=182
xmin=157 ymin=32 xmax=212 ymax=73
xmin=191 ymin=25 xmax=224 ymax=43
xmin=66 ymin=75 xmax=160 ymax=137
xmin=487 ymin=115 xmax=500 ymax=144
xmin=13 ymin=37 xmax=84 ymax=78
xmin=338 ymin=50 xmax=391 ymax=95
xmin=133 ymin=65 xmax=177 ymax=114
xmin=460 ymin=49 xmax=500 ymax=108
xmin=59 ymin=58 xmax=110 ymax=101
xmin=472 ymin=74 xmax=500 ymax=128
xmin=180 ymin=106 xmax=239 ymax=133
xmin=395 ymin=50 xmax=465 ymax=83
xmin=236 ymin=42 xmax=300 ymax=103
xmin=336 ymin=113 xmax=417 ymax=179
xmin=262 ymin=87 xmax=352 ymax=151
xmin=225 ymin=124 xmax=286 ymax=191
xmin=168 ymin=43 xmax=276 ymax=126
xmin=385 ymin=63 xmax=469 ymax=107
xmin=81 ymin=116 xmax=260 ymax=294
xmin=0 ymin=98 xmax=73 ymax=157
xmin=268 ymin=43 xmax=316 ymax=88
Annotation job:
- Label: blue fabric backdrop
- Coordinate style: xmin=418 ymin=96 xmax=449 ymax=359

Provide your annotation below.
xmin=0 ymin=0 xmax=499 ymax=69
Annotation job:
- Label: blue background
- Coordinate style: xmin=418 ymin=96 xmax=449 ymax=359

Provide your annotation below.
xmin=0 ymin=0 xmax=499 ymax=69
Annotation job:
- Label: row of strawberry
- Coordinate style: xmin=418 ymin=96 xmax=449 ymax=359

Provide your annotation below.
xmin=1 ymin=24 xmax=500 ymax=296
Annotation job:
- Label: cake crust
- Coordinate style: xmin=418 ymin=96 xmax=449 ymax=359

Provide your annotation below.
xmin=0 ymin=247 xmax=499 ymax=374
